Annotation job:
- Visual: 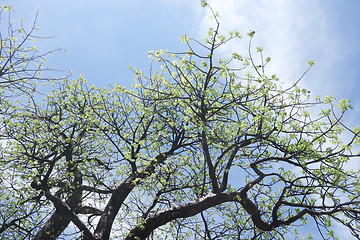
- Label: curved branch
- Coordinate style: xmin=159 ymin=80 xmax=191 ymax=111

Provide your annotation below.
xmin=125 ymin=192 xmax=240 ymax=240
xmin=93 ymin=149 xmax=178 ymax=239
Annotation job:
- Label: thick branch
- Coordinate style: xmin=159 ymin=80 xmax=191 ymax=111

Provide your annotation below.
xmin=93 ymin=150 xmax=175 ymax=239
xmin=42 ymin=190 xmax=95 ymax=240
xmin=125 ymin=192 xmax=240 ymax=240
xmin=93 ymin=174 xmax=138 ymax=239
xmin=32 ymin=212 xmax=71 ymax=240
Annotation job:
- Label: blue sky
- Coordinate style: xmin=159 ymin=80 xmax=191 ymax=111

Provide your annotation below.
xmin=3 ymin=0 xmax=360 ymax=102
xmin=3 ymin=0 xmax=360 ymax=239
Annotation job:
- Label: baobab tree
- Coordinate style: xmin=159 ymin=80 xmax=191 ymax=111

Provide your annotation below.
xmin=1 ymin=2 xmax=360 ymax=240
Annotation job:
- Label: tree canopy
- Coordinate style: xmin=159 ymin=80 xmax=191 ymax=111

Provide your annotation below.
xmin=1 ymin=3 xmax=360 ymax=240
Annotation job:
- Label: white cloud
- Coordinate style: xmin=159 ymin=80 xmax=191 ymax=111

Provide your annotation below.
xmin=195 ymin=0 xmax=340 ymax=96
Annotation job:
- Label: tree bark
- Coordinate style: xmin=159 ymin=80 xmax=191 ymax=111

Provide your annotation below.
xmin=93 ymin=174 xmax=137 ymax=240
xmin=33 ymin=213 xmax=70 ymax=240
xmin=125 ymin=192 xmax=241 ymax=240
xmin=93 ymin=151 xmax=175 ymax=239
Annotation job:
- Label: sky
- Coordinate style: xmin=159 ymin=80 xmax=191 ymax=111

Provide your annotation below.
xmin=2 ymin=0 xmax=360 ymax=239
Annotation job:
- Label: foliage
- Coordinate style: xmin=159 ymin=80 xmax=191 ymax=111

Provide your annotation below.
xmin=0 ymin=4 xmax=65 ymax=98
xmin=1 ymin=3 xmax=360 ymax=240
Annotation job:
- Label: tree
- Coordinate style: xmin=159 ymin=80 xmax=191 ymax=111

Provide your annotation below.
xmin=1 ymin=3 xmax=360 ymax=240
